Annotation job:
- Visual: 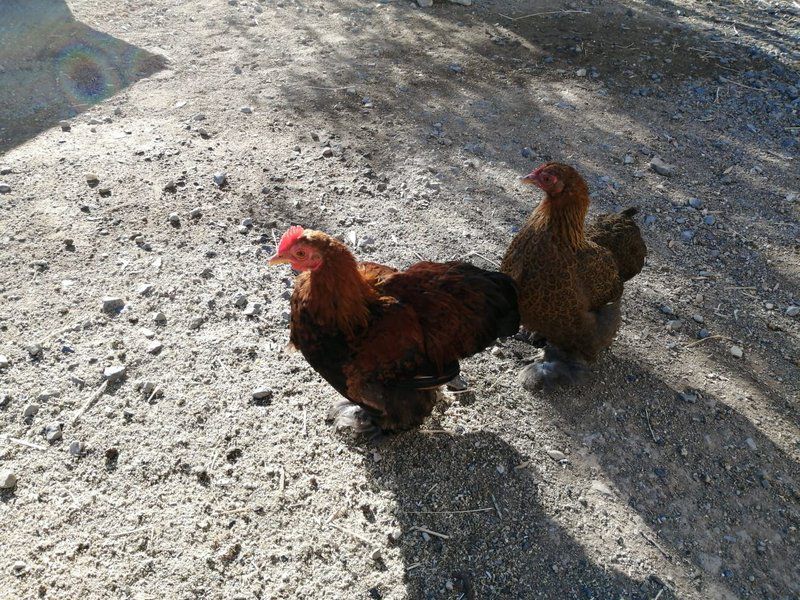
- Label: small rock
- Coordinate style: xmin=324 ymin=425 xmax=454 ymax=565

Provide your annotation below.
xmin=417 ymin=0 xmax=433 ymax=7
xmin=649 ymin=156 xmax=674 ymax=177
xmin=666 ymin=319 xmax=683 ymax=332
xmin=104 ymin=365 xmax=127 ymax=383
xmin=496 ymin=464 xmax=506 ymax=475
xmin=163 ymin=180 xmax=177 ymax=193
xmin=241 ymin=217 xmax=253 ymax=228
xmin=0 ymin=470 xmax=18 ymax=489
xmin=448 ymin=63 xmax=464 ymax=74
xmin=26 ymin=343 xmax=43 ymax=358
xmin=546 ymin=449 xmax=568 ymax=462
xmin=23 ymin=403 xmax=40 ymax=418
xmin=152 ymin=311 xmax=167 ymax=324
xmin=11 ymin=561 xmax=27 ymax=576
xmin=252 ymin=387 xmax=274 ymax=402
xmin=136 ymin=283 xmax=154 ymax=296
xmin=446 ymin=375 xmax=468 ymax=391
xmin=703 ymin=215 xmax=716 ymax=226
xmin=146 ymin=340 xmax=163 ymax=355
xmin=623 ymin=154 xmax=634 ymax=165
xmin=44 ymin=422 xmax=64 ymax=442
xmin=240 ymin=106 xmax=253 ymax=114
xmin=576 ymin=68 xmax=587 ymax=77
xmin=659 ymin=304 xmax=674 ymax=315
xmin=243 ymin=302 xmax=262 ymax=317
xmin=729 ymin=345 xmax=743 ymax=358
xmin=687 ymin=197 xmax=703 ymax=209
xmin=0 ymin=355 xmax=9 ymax=369
xmin=786 ymin=306 xmax=799 ymax=317
xmin=680 ymin=230 xmax=695 ymax=242
xmin=213 ymin=172 xmax=227 ymax=187
xmin=190 ymin=207 xmax=203 ymax=219
xmin=0 ymin=182 xmax=11 ymax=194
xmin=321 ymin=147 xmax=334 ymax=158
xmin=85 ymin=173 xmax=99 ymax=185
xmin=697 ymin=328 xmax=710 ymax=339
xmin=168 ymin=213 xmax=180 ymax=225
xmin=188 ymin=316 xmax=204 ymax=330
xmin=69 ymin=440 xmax=85 ymax=456
xmin=678 ymin=390 xmax=697 ymax=403
xmin=490 ymin=346 xmax=504 ymax=358
xmin=692 ymin=314 xmax=704 ymax=323
xmin=745 ymin=437 xmax=757 ymax=450
xmin=102 ymin=296 xmax=125 ymax=313
xmin=232 ymin=293 xmax=248 ymax=308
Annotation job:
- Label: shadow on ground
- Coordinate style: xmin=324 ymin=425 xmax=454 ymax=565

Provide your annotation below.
xmin=0 ymin=0 xmax=165 ymax=154
xmin=367 ymin=431 xmax=676 ymax=600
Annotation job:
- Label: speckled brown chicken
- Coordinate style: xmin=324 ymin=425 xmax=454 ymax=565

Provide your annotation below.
xmin=501 ymin=162 xmax=646 ymax=390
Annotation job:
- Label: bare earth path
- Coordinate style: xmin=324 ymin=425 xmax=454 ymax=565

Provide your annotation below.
xmin=0 ymin=0 xmax=798 ymax=598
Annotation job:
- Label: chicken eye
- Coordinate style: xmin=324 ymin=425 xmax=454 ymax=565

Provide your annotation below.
xmin=295 ymin=249 xmax=306 ymax=259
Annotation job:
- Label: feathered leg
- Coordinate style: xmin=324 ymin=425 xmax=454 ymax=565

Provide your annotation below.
xmin=518 ymin=344 xmax=588 ymax=391
xmin=326 ymin=400 xmax=385 ymax=441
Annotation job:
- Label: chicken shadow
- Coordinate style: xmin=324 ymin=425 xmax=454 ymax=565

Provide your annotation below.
xmin=365 ymin=431 xmax=676 ymax=600
xmin=0 ymin=0 xmax=166 ymax=154
xmin=512 ymin=350 xmax=800 ymax=600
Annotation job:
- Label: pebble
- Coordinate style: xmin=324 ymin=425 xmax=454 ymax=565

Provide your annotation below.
xmin=23 ymin=403 xmax=40 ymax=418
xmin=137 ymin=283 xmax=154 ymax=296
xmin=163 ymin=180 xmax=177 ymax=193
xmin=678 ymin=391 xmax=697 ymax=403
xmin=687 ymin=197 xmax=703 ymax=209
xmin=240 ymin=106 xmax=253 ymax=114
xmin=649 ymin=156 xmax=674 ymax=177
xmin=703 ymin=215 xmax=716 ymax=226
xmin=680 ymin=230 xmax=695 ymax=242
xmin=446 ymin=374 xmax=468 ymax=391
xmin=546 ymin=449 xmax=568 ymax=462
xmin=232 ymin=293 xmax=248 ymax=308
xmin=146 ymin=341 xmax=163 ymax=355
xmin=745 ymin=437 xmax=757 ymax=450
xmin=69 ymin=440 xmax=85 ymax=456
xmin=692 ymin=314 xmax=704 ymax=323
xmin=417 ymin=0 xmax=433 ymax=6
xmin=241 ymin=217 xmax=253 ymax=228
xmin=27 ymin=343 xmax=43 ymax=358
xmin=697 ymin=328 xmax=711 ymax=339
xmin=786 ymin=306 xmax=799 ymax=317
xmin=0 ymin=182 xmax=11 ymax=194
xmin=102 ymin=296 xmax=125 ymax=313
xmin=590 ymin=481 xmax=614 ymax=496
xmin=0 ymin=355 xmax=9 ymax=369
xmin=104 ymin=365 xmax=127 ymax=383
xmin=85 ymin=173 xmax=99 ymax=185
xmin=321 ymin=147 xmax=334 ymax=158
xmin=0 ymin=470 xmax=18 ymax=489
xmin=168 ymin=213 xmax=180 ymax=224
xmin=190 ymin=207 xmax=203 ymax=219
xmin=243 ymin=302 xmax=262 ymax=317
xmin=659 ymin=304 xmax=674 ymax=315
xmin=490 ymin=346 xmax=504 ymax=358
xmin=666 ymin=319 xmax=683 ymax=332
xmin=729 ymin=345 xmax=744 ymax=358
xmin=44 ymin=422 xmax=64 ymax=442
xmin=575 ymin=68 xmax=587 ymax=77
xmin=448 ymin=63 xmax=464 ymax=74
xmin=623 ymin=154 xmax=634 ymax=164
xmin=213 ymin=172 xmax=227 ymax=187
xmin=252 ymin=387 xmax=274 ymax=401
xmin=188 ymin=316 xmax=203 ymax=330
xmin=153 ymin=311 xmax=167 ymax=324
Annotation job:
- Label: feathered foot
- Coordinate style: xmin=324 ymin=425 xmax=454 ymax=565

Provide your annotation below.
xmin=513 ymin=328 xmax=547 ymax=348
xmin=326 ymin=400 xmax=384 ymax=441
xmin=519 ymin=345 xmax=588 ymax=392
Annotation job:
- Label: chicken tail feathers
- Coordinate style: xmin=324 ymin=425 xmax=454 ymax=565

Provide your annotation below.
xmin=586 ymin=208 xmax=647 ymax=282
xmin=620 ymin=206 xmax=639 ymax=217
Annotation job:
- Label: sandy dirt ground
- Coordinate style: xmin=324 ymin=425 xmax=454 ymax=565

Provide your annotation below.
xmin=0 ymin=0 xmax=798 ymax=598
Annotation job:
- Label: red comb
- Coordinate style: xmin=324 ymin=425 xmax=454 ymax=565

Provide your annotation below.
xmin=277 ymin=225 xmax=305 ymax=254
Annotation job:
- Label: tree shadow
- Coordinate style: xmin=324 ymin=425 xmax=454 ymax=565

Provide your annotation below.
xmin=365 ymin=431 xmax=676 ymax=599
xmin=503 ymin=349 xmax=800 ymax=600
xmin=0 ymin=0 xmax=166 ymax=154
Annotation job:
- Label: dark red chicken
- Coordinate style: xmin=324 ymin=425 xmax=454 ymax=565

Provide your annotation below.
xmin=269 ymin=226 xmax=520 ymax=434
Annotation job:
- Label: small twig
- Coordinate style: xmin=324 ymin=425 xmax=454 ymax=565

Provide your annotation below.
xmin=682 ymin=334 xmax=732 ymax=349
xmin=406 ymin=562 xmax=423 ymax=572
xmin=404 ymin=507 xmax=494 ymax=515
xmin=214 ymin=359 xmax=233 ymax=379
xmin=1 ymin=436 xmax=48 ymax=451
xmin=329 ymin=522 xmax=376 ymax=547
xmin=411 ymin=526 xmax=450 ymax=540
xmin=463 ymin=251 xmax=500 ymax=268
xmin=640 ymin=531 xmax=672 ymax=561
xmin=498 ymin=9 xmax=590 ymax=21
xmin=71 ymin=380 xmax=108 ymax=425
xmin=491 ymin=494 xmax=502 ymax=520
xmin=419 ymin=429 xmax=454 ymax=435
xmin=719 ymin=75 xmax=767 ymax=93
xmin=644 ymin=406 xmax=658 ymax=443
xmin=653 ymin=588 xmax=664 ymax=600
xmin=279 ymin=465 xmax=285 ymax=494
xmin=302 ymin=406 xmax=308 ymax=437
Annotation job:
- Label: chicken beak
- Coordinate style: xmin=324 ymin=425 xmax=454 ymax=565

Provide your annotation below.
xmin=268 ymin=253 xmax=290 ymax=266
xmin=520 ymin=172 xmax=538 ymax=185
